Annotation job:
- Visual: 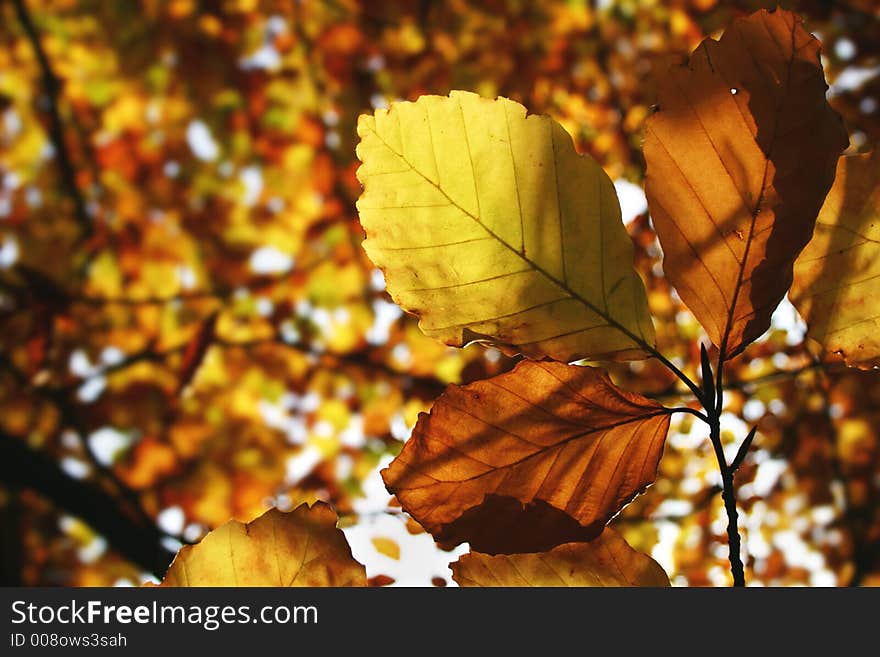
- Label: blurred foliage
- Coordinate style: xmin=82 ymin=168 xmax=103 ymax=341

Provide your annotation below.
xmin=0 ymin=0 xmax=878 ymax=586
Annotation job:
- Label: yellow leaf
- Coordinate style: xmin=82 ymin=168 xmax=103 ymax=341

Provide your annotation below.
xmin=156 ymin=503 xmax=366 ymax=586
xmin=791 ymin=152 xmax=880 ymax=368
xmin=451 ymin=529 xmax=670 ymax=587
xmin=371 ymin=536 xmax=401 ymax=560
xmin=356 ymin=90 xmax=654 ymax=363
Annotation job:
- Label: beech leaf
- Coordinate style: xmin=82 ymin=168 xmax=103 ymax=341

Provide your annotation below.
xmin=644 ymin=8 xmax=847 ymax=358
xmin=382 ymin=360 xmax=670 ymax=553
xmin=791 ymin=152 xmax=880 ymax=367
xmin=356 ymin=90 xmax=654 ymax=362
xmin=451 ymin=529 xmax=670 ymax=587
xmin=156 ymin=502 xmax=366 ymax=587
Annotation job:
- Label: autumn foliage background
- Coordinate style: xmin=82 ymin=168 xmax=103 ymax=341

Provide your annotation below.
xmin=1 ymin=0 xmax=879 ymax=587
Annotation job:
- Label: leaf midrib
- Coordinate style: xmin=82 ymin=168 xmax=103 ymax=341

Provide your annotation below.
xmin=364 ymin=123 xmax=649 ymax=352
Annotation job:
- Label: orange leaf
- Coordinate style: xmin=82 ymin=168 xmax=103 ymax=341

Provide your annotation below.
xmin=382 ymin=361 xmax=670 ymax=554
xmin=644 ymin=8 xmax=846 ymax=358
xmin=451 ymin=528 xmax=670 ymax=587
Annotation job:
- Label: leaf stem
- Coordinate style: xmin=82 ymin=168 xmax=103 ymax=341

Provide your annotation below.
xmin=705 ymin=365 xmax=746 ymax=587
xmin=668 ymin=406 xmax=709 ymax=423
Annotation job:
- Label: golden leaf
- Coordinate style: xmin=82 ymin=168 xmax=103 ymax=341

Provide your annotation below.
xmin=157 ymin=502 xmax=366 ymax=586
xmin=451 ymin=529 xmax=670 ymax=587
xmin=356 ymin=90 xmax=654 ymax=362
xmin=791 ymin=152 xmax=880 ymax=367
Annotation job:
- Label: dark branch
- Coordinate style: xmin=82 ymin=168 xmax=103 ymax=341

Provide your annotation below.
xmin=12 ymin=0 xmax=92 ymax=240
xmin=0 ymin=430 xmax=175 ymax=578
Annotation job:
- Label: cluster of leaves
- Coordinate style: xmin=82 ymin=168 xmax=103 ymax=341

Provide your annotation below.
xmin=349 ymin=6 xmax=857 ymax=586
xmin=1 ymin=0 xmax=879 ymax=587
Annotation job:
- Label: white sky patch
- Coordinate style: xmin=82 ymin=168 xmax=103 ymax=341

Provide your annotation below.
xmin=752 ymin=458 xmax=788 ymax=497
xmin=240 ymin=165 xmax=263 ymax=206
xmin=77 ymin=377 xmax=106 ymax=403
xmin=0 ymin=236 xmax=19 ymax=268
xmin=829 ymin=65 xmax=880 ymax=97
xmin=343 ymin=512 xmax=468 ymax=587
xmin=390 ymin=412 xmax=412 ymax=442
xmin=285 ymin=445 xmax=323 ymax=484
xmin=161 ymin=537 xmax=183 ymax=554
xmin=25 ymin=187 xmax=41 ymax=208
xmin=667 ymin=415 xmax=707 ymax=451
xmin=834 ymin=38 xmax=857 ymax=61
xmin=258 ymin=399 xmax=286 ymax=429
xmin=60 ymin=457 xmax=90 ymax=479
xmin=3 ymin=108 xmax=22 ymax=138
xmin=176 ymin=265 xmax=197 ymax=290
xmin=239 ymin=43 xmax=281 ymax=71
xmin=183 ymin=523 xmax=206 ymax=544
xmin=719 ymin=411 xmax=749 ymax=455
xmin=88 ymin=427 xmax=134 ymax=466
xmin=3 ymin=171 xmax=20 ymax=190
xmin=370 ymin=268 xmax=386 ymax=291
xmin=651 ymin=499 xmax=693 ymax=519
xmin=614 ymin=178 xmax=648 ymax=224
xmin=354 ymin=455 xmax=395 ymax=514
xmin=366 ymin=299 xmax=403 ymax=345
xmin=742 ymin=399 xmax=765 ymax=423
xmin=336 ymin=453 xmax=353 ymax=480
xmin=346 ymin=457 xmax=467 ymax=586
xmin=763 ymin=295 xmax=807 ymax=345
xmin=186 ymin=120 xmax=220 ymax=161
xmin=249 ymin=245 xmax=293 ymax=274
xmin=256 ymin=297 xmax=274 ymax=317
xmin=163 ymin=160 xmax=180 ymax=178
xmin=391 ymin=343 xmax=412 ymax=368
xmin=67 ymin=352 xmax=95 ymax=376
xmin=650 ymin=521 xmax=679 ymax=581
xmin=772 ymin=529 xmax=831 ymax=584
xmin=100 ymin=346 xmax=125 ymax=366
xmin=280 ymin=320 xmax=301 ymax=344
xmin=78 ymin=535 xmax=107 ymax=564
xmin=339 ymin=414 xmax=366 ymax=448
xmin=157 ymin=506 xmax=186 ymax=536
xmin=239 ymin=15 xmax=285 ymax=71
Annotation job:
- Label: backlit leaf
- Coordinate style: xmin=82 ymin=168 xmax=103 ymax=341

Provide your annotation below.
xmin=644 ymin=8 xmax=847 ymax=358
xmin=157 ymin=502 xmax=366 ymax=586
xmin=451 ymin=529 xmax=670 ymax=587
xmin=356 ymin=90 xmax=654 ymax=362
xmin=791 ymin=152 xmax=880 ymax=368
xmin=382 ymin=360 xmax=670 ymax=553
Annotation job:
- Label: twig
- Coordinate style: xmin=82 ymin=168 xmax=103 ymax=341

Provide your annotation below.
xmin=12 ymin=0 xmax=92 ymax=241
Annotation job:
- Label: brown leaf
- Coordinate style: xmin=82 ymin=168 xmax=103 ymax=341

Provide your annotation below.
xmin=791 ymin=152 xmax=880 ymax=367
xmin=451 ymin=529 xmax=670 ymax=587
xmin=368 ymin=574 xmax=395 ymax=587
xmin=157 ymin=502 xmax=366 ymax=586
xmin=382 ymin=361 xmax=670 ymax=553
xmin=644 ymin=8 xmax=847 ymax=358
